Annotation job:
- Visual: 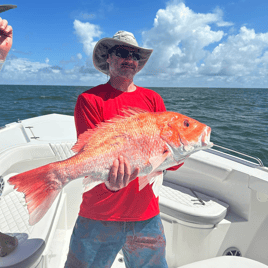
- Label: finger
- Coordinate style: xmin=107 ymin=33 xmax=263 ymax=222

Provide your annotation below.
xmin=122 ymin=157 xmax=131 ymax=187
xmin=0 ymin=25 xmax=12 ymax=39
xmin=117 ymin=155 xmax=124 ymax=188
xmin=0 ymin=19 xmax=8 ymax=30
xmin=108 ymin=159 xmax=119 ymax=188
xmin=5 ymin=25 xmax=12 ymax=34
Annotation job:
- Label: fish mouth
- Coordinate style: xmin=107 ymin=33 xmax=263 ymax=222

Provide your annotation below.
xmin=183 ymin=126 xmax=213 ymax=152
xmin=164 ymin=126 xmax=213 ymax=163
xmin=200 ymin=126 xmax=213 ymax=148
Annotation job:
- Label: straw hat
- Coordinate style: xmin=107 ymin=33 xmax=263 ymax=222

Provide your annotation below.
xmin=93 ymin=30 xmax=153 ymax=75
xmin=0 ymin=5 xmax=17 ymax=13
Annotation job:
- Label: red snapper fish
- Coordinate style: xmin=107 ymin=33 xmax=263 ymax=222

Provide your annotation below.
xmin=8 ymin=108 xmax=213 ymax=225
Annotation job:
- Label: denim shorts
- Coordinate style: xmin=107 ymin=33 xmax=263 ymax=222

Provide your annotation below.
xmin=64 ymin=214 xmax=168 ymax=268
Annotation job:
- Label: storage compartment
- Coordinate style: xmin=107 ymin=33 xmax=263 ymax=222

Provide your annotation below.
xmin=159 ymin=181 xmax=230 ymax=267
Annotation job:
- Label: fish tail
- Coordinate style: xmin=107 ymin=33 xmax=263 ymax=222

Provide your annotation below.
xmin=8 ymin=163 xmax=64 ymax=225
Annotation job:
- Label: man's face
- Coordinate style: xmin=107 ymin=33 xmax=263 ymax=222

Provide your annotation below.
xmin=106 ymin=46 xmax=140 ymax=79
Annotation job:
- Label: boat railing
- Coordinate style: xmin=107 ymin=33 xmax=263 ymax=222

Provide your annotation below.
xmin=212 ymin=143 xmax=264 ymax=167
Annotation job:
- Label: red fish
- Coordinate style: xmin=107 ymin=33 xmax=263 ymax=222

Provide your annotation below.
xmin=8 ymin=108 xmax=212 ymax=225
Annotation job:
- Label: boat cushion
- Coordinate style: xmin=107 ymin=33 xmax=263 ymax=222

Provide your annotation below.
xmin=0 ymin=190 xmax=44 ymax=267
xmin=179 ymin=256 xmax=268 ymax=268
xmin=159 ymin=181 xmax=229 ymax=225
xmin=0 ymin=142 xmax=74 ymax=268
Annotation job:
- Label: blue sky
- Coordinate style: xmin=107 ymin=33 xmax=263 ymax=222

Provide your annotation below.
xmin=1 ymin=0 xmax=268 ymax=88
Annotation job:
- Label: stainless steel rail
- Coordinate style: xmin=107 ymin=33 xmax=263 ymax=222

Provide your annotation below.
xmin=213 ymin=143 xmax=264 ymax=167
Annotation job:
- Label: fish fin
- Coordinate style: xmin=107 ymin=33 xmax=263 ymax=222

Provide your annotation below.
xmin=149 ymin=150 xmax=171 ymax=171
xmin=72 ymin=107 xmax=148 ymax=154
xmin=72 ymin=128 xmax=97 ymax=153
xmin=101 ymin=107 xmax=149 ymax=125
xmin=138 ymin=171 xmax=163 ymax=191
xmin=138 ymin=176 xmax=151 ymax=191
xmin=151 ymin=172 xmax=164 ymax=198
xmin=138 ymin=151 xmax=170 ymax=191
xmin=82 ymin=176 xmax=103 ymax=193
xmin=8 ymin=163 xmax=63 ymax=226
xmin=120 ymin=106 xmax=149 ymax=117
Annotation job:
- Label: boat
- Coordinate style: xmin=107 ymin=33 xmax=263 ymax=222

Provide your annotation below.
xmin=0 ymin=113 xmax=268 ymax=268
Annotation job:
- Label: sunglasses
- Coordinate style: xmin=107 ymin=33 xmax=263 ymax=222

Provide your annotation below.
xmin=112 ymin=48 xmax=141 ymax=61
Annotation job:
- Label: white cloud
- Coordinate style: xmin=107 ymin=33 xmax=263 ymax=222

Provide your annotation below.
xmin=4 ymin=58 xmax=50 ymax=74
xmin=0 ymin=57 xmax=106 ymax=86
xmin=45 ymin=58 xmax=49 ymax=64
xmin=141 ymin=2 xmax=228 ymax=76
xmin=73 ymin=20 xmax=102 ymax=56
xmin=71 ymin=11 xmax=96 ymax=21
xmin=77 ymin=53 xmax=83 ymax=60
xmin=137 ymin=1 xmax=268 ymax=87
xmin=200 ymin=26 xmax=268 ymax=77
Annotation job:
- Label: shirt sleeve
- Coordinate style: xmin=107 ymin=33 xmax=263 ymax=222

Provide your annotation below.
xmin=154 ymin=93 xmax=167 ymax=113
xmin=74 ymin=93 xmax=102 ymax=138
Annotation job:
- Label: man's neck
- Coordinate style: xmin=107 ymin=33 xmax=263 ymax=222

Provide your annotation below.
xmin=108 ymin=77 xmax=136 ymax=92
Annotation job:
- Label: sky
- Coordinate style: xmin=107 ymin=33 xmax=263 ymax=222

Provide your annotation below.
xmin=1 ymin=0 xmax=268 ymax=88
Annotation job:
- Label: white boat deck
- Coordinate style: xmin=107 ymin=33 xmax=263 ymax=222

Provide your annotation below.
xmin=0 ymin=114 xmax=268 ymax=268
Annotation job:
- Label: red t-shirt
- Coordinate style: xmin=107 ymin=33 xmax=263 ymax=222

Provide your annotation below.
xmin=74 ymin=83 xmax=180 ymax=221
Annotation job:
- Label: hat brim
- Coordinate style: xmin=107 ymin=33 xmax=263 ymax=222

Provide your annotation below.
xmin=0 ymin=5 xmax=17 ymax=13
xmin=93 ymin=37 xmax=153 ymax=75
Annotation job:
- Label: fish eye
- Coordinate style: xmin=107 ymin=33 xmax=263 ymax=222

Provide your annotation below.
xmin=184 ymin=120 xmax=190 ymax=127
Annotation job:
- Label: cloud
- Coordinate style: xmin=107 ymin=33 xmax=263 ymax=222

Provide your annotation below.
xmin=77 ymin=53 xmax=83 ymax=60
xmin=0 ymin=57 xmax=105 ymax=85
xmin=11 ymin=49 xmax=31 ymax=55
xmin=137 ymin=1 xmax=268 ymax=87
xmin=73 ymin=20 xmax=102 ymax=56
xmin=200 ymin=26 xmax=268 ymax=77
xmin=70 ymin=10 xmax=96 ymax=21
xmin=213 ymin=7 xmax=234 ymax=27
xmin=141 ymin=2 xmax=228 ymax=76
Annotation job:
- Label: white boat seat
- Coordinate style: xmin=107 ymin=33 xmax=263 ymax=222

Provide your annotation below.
xmin=179 ymin=256 xmax=268 ymax=267
xmin=0 ymin=142 xmax=74 ymax=268
xmin=159 ymin=181 xmax=229 ymax=225
xmin=0 ymin=190 xmax=45 ymax=267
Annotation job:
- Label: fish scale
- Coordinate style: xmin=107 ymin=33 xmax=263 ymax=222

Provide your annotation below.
xmin=8 ymin=107 xmax=212 ymax=225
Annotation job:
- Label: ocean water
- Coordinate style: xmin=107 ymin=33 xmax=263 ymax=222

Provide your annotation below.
xmin=0 ymin=85 xmax=267 ymax=167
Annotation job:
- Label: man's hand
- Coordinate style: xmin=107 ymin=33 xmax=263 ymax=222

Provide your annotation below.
xmin=0 ymin=17 xmax=13 ymax=61
xmin=105 ymin=155 xmax=140 ymax=191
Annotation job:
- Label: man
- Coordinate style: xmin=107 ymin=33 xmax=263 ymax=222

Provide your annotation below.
xmin=0 ymin=13 xmax=19 ymax=257
xmin=65 ymin=31 xmax=182 ymax=268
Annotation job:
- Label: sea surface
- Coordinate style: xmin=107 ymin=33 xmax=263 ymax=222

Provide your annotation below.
xmin=0 ymin=85 xmax=267 ymax=167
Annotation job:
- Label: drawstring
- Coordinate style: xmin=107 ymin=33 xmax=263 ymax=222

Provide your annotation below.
xmin=106 ymin=62 xmax=109 ymax=82
xmin=123 ymin=222 xmax=135 ymax=239
xmin=132 ymin=223 xmax=135 ymax=239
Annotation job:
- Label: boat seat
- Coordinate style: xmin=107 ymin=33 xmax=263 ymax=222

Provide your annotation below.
xmin=0 ymin=188 xmax=45 ymax=267
xmin=0 ymin=142 xmax=74 ymax=267
xmin=159 ymin=181 xmax=229 ymax=225
xmin=179 ymin=256 xmax=268 ymax=267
